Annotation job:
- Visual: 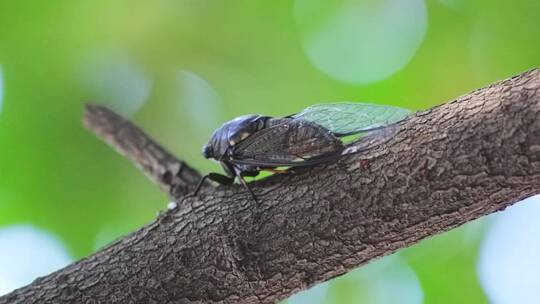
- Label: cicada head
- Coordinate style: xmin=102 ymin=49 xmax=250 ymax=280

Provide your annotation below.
xmin=202 ymin=114 xmax=270 ymax=161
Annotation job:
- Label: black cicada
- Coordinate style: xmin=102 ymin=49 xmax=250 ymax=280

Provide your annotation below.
xmin=195 ymin=102 xmax=411 ymax=201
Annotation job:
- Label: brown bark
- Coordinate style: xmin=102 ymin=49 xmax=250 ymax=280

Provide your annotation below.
xmin=2 ymin=68 xmax=539 ymax=304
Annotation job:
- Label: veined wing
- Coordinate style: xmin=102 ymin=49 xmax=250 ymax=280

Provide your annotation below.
xmin=230 ymin=119 xmax=344 ymax=167
xmin=292 ymin=102 xmax=411 ymax=136
xmin=231 ymin=123 xmax=400 ymax=168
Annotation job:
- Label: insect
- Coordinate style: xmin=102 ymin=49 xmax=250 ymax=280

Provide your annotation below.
xmin=194 ymin=102 xmax=411 ymax=201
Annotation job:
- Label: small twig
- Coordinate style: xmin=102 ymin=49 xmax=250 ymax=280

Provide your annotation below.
xmin=83 ymin=104 xmax=209 ymax=198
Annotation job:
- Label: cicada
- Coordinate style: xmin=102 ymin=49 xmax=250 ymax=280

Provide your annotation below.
xmin=195 ymin=102 xmax=411 ymax=201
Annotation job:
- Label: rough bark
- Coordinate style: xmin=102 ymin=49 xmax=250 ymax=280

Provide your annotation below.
xmin=2 ymin=68 xmax=540 ymax=304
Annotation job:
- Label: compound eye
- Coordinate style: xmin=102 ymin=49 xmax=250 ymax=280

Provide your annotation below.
xmin=202 ymin=144 xmax=212 ymax=158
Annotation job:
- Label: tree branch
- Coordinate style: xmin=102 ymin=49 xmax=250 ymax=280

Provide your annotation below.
xmin=83 ymin=104 xmax=208 ymax=198
xmin=2 ymin=68 xmax=540 ymax=304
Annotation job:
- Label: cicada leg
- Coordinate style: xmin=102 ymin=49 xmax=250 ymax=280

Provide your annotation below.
xmin=208 ymin=172 xmax=236 ymax=185
xmin=192 ymin=170 xmax=258 ymax=203
xmin=192 ymin=172 xmax=235 ymax=196
xmin=237 ymin=174 xmax=258 ymax=203
xmin=233 ymin=167 xmax=258 ymax=203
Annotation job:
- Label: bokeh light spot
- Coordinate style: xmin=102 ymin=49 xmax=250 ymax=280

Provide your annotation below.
xmin=0 ymin=225 xmax=72 ymax=295
xmin=287 ymin=280 xmax=330 ymax=304
xmin=286 ymin=254 xmax=422 ymax=304
xmin=294 ymin=0 xmax=428 ymax=84
xmin=478 ymin=196 xmax=540 ymax=304
xmin=82 ymin=50 xmax=153 ymax=117
xmin=177 ymin=70 xmax=222 ymax=137
xmin=347 ymin=254 xmax=423 ymax=304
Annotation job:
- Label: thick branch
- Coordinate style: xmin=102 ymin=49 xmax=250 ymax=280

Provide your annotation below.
xmin=83 ymin=104 xmax=207 ymax=198
xmin=3 ymin=68 xmax=540 ymax=304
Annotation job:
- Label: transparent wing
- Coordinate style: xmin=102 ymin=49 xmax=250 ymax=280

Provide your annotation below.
xmin=292 ymin=102 xmax=411 ymax=136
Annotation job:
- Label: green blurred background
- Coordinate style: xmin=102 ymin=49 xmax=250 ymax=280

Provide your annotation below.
xmin=0 ymin=0 xmax=539 ymax=303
